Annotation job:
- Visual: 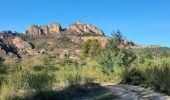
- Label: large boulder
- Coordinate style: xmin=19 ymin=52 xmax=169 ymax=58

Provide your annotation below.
xmin=12 ymin=37 xmax=32 ymax=49
xmin=12 ymin=37 xmax=38 ymax=56
xmin=0 ymin=31 xmax=18 ymax=54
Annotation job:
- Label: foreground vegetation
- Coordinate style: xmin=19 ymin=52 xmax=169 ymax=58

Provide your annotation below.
xmin=0 ymin=32 xmax=170 ymax=99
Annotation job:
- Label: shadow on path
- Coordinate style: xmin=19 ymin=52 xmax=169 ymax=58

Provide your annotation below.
xmin=12 ymin=83 xmax=120 ymax=100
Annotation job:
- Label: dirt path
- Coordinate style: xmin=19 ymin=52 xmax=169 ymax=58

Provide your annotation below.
xmin=101 ymin=83 xmax=170 ymax=100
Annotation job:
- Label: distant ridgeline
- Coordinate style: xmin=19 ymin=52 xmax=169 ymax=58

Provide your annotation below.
xmin=0 ymin=21 xmax=162 ymax=62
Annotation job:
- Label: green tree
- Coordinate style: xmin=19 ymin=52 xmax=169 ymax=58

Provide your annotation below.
xmin=97 ymin=31 xmax=136 ymax=75
xmin=81 ymin=40 xmax=91 ymax=57
xmin=106 ymin=30 xmax=122 ymax=49
xmin=81 ymin=39 xmax=102 ymax=59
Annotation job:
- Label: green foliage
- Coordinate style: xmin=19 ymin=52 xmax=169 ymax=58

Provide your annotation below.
xmin=143 ymin=58 xmax=170 ymax=94
xmin=0 ymin=57 xmax=5 ymax=89
xmin=97 ymin=49 xmax=116 ymax=75
xmin=55 ymin=35 xmax=75 ymax=48
xmin=97 ymin=32 xmax=136 ymax=75
xmin=98 ymin=48 xmax=135 ymax=75
xmin=19 ymin=33 xmax=27 ymax=41
xmin=106 ymin=30 xmax=122 ymax=49
xmin=0 ymin=57 xmax=6 ymax=73
xmin=19 ymin=33 xmax=35 ymax=41
xmin=1 ymin=31 xmax=170 ymax=99
xmin=134 ymin=47 xmax=170 ymax=60
xmin=121 ymin=67 xmax=145 ymax=85
xmin=116 ymin=48 xmax=136 ymax=66
xmin=121 ymin=58 xmax=170 ymax=95
xmin=66 ymin=72 xmax=82 ymax=86
xmin=0 ymin=56 xmax=56 ymax=99
xmin=27 ymin=72 xmax=54 ymax=91
xmin=81 ymin=39 xmax=102 ymax=59
xmin=35 ymin=41 xmax=49 ymax=50
xmin=81 ymin=40 xmax=90 ymax=57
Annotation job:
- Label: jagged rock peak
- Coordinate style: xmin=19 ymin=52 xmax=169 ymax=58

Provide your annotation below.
xmin=23 ymin=21 xmax=105 ymax=36
xmin=66 ymin=21 xmax=104 ymax=36
xmin=24 ymin=23 xmax=62 ymax=36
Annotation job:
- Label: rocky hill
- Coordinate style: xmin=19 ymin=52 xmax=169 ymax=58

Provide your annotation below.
xmin=0 ymin=22 xmax=106 ymax=62
xmin=24 ymin=21 xmax=104 ymax=36
xmin=0 ymin=22 xmax=161 ymax=62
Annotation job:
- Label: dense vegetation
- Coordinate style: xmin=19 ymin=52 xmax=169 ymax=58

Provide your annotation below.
xmin=0 ymin=31 xmax=170 ymax=99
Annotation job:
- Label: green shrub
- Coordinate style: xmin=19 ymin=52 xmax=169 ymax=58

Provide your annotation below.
xmin=97 ymin=48 xmax=135 ymax=75
xmin=66 ymin=72 xmax=82 ymax=86
xmin=121 ymin=58 xmax=170 ymax=95
xmin=54 ymin=35 xmax=75 ymax=48
xmin=143 ymin=58 xmax=170 ymax=94
xmin=35 ymin=41 xmax=49 ymax=50
xmin=27 ymin=72 xmax=55 ymax=92
xmin=81 ymin=39 xmax=102 ymax=59
xmin=97 ymin=32 xmax=136 ymax=75
xmin=0 ymin=57 xmax=6 ymax=73
xmin=0 ymin=60 xmax=56 ymax=99
xmin=115 ymin=48 xmax=136 ymax=67
xmin=97 ymin=49 xmax=115 ymax=75
xmin=0 ymin=70 xmax=29 ymax=99
xmin=121 ymin=67 xmax=145 ymax=85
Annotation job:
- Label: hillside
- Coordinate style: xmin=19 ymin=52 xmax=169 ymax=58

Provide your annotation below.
xmin=0 ymin=22 xmax=170 ymax=100
xmin=0 ymin=22 xmax=165 ymax=63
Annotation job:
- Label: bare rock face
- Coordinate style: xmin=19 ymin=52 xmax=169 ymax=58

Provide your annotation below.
xmin=24 ymin=25 xmax=41 ymax=35
xmin=24 ymin=23 xmax=62 ymax=36
xmin=66 ymin=21 xmax=104 ymax=36
xmin=48 ymin=23 xmax=62 ymax=34
xmin=0 ymin=31 xmax=19 ymax=57
xmin=13 ymin=37 xmax=31 ymax=49
xmin=12 ymin=37 xmax=38 ymax=56
xmin=24 ymin=21 xmax=104 ymax=37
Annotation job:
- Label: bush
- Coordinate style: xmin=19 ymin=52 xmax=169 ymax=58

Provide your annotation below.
xmin=0 ymin=59 xmax=56 ymax=99
xmin=27 ymin=72 xmax=55 ymax=92
xmin=121 ymin=58 xmax=170 ymax=95
xmin=54 ymin=35 xmax=75 ymax=48
xmin=0 ymin=57 xmax=6 ymax=73
xmin=35 ymin=41 xmax=49 ymax=50
xmin=81 ymin=39 xmax=102 ymax=59
xmin=97 ymin=49 xmax=115 ymax=75
xmin=97 ymin=47 xmax=136 ymax=75
xmin=0 ymin=69 xmax=29 ymax=99
xmin=143 ymin=58 xmax=170 ymax=94
xmin=115 ymin=48 xmax=136 ymax=67
xmin=121 ymin=67 xmax=145 ymax=85
xmin=66 ymin=72 xmax=82 ymax=86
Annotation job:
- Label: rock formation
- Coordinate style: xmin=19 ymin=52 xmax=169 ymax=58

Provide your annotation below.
xmin=24 ymin=22 xmax=104 ymax=36
xmin=65 ymin=21 xmax=104 ymax=36
xmin=12 ymin=37 xmax=38 ymax=56
xmin=24 ymin=23 xmax=62 ymax=36
xmin=0 ymin=21 xmax=161 ymax=62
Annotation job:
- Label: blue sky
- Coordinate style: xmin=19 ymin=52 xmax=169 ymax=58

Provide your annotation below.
xmin=0 ymin=0 xmax=170 ymax=47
